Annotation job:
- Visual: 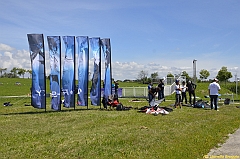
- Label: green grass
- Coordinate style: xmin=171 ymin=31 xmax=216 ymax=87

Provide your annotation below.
xmin=1 ymin=78 xmax=240 ymax=159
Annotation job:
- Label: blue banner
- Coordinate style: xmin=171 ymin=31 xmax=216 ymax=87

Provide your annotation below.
xmin=101 ymin=38 xmax=112 ymax=103
xmin=89 ymin=38 xmax=101 ymax=106
xmin=27 ymin=34 xmax=46 ymax=109
xmin=62 ymin=36 xmax=75 ymax=108
xmin=47 ymin=36 xmax=61 ymax=110
xmin=76 ymin=36 xmax=89 ymax=106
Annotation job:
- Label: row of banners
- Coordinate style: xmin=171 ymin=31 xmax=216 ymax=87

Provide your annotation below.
xmin=27 ymin=34 xmax=112 ymax=110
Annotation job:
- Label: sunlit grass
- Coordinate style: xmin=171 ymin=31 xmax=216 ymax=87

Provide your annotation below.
xmin=0 ymin=78 xmax=240 ymax=158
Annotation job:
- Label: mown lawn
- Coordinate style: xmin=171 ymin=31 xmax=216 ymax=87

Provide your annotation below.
xmin=0 ymin=78 xmax=240 ymax=159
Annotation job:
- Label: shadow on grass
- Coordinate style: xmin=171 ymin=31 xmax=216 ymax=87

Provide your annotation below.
xmin=0 ymin=106 xmax=113 ymax=116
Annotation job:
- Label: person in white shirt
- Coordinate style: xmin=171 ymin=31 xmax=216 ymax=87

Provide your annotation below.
xmin=181 ymin=81 xmax=188 ymax=104
xmin=174 ymin=80 xmax=182 ymax=108
xmin=208 ymin=78 xmax=221 ymax=111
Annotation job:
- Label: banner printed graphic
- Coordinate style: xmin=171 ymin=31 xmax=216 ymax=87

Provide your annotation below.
xmin=76 ymin=36 xmax=89 ymax=106
xmin=27 ymin=34 xmax=46 ymax=109
xmin=89 ymin=38 xmax=101 ymax=106
xmin=62 ymin=36 xmax=75 ymax=108
xmin=101 ymin=39 xmax=112 ymax=105
xmin=47 ymin=36 xmax=61 ymax=110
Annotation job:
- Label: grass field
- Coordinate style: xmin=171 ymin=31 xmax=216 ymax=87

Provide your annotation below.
xmin=0 ymin=78 xmax=240 ymax=159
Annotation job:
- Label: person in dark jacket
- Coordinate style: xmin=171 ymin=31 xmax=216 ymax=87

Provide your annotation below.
xmin=187 ymin=81 xmax=197 ymax=106
xmin=157 ymin=79 xmax=165 ymax=100
xmin=114 ymin=81 xmax=119 ymax=97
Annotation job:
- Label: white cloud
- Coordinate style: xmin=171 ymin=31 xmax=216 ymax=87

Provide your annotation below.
xmin=0 ymin=43 xmax=14 ymax=51
xmin=0 ymin=46 xmax=31 ymax=72
xmin=0 ymin=43 xmax=239 ymax=82
xmin=111 ymin=61 xmax=188 ymax=80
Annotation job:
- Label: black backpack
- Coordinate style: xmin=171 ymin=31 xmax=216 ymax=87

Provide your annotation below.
xmin=116 ymin=103 xmax=132 ymax=111
xmin=116 ymin=103 xmax=124 ymax=111
xmin=224 ymin=98 xmax=230 ymax=105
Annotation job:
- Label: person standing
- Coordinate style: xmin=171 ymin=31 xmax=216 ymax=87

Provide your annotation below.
xmin=174 ymin=80 xmax=182 ymax=108
xmin=158 ymin=79 xmax=165 ymax=100
xmin=114 ymin=81 xmax=119 ymax=97
xmin=208 ymin=78 xmax=221 ymax=111
xmin=148 ymin=82 xmax=153 ymax=105
xmin=148 ymin=86 xmax=158 ymax=106
xmin=181 ymin=81 xmax=188 ymax=104
xmin=187 ymin=81 xmax=197 ymax=106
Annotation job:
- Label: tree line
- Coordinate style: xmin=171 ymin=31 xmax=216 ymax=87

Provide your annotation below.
xmin=137 ymin=66 xmax=233 ymax=84
xmin=0 ymin=67 xmax=32 ymax=78
xmin=0 ymin=66 xmax=234 ymax=84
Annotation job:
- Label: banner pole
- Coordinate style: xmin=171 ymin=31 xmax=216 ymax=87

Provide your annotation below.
xmin=42 ymin=34 xmax=46 ymax=112
xmin=59 ymin=36 xmax=62 ymax=111
xmin=99 ymin=38 xmax=102 ymax=109
xmin=109 ymin=39 xmax=112 ymax=97
xmin=87 ymin=37 xmax=89 ymax=110
xmin=74 ymin=36 xmax=76 ymax=110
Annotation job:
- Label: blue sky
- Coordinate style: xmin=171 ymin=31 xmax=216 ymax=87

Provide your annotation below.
xmin=0 ymin=0 xmax=240 ymax=81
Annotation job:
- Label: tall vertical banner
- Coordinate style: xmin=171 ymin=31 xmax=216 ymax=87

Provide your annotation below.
xmin=89 ymin=38 xmax=101 ymax=106
xmin=76 ymin=36 xmax=89 ymax=106
xmin=27 ymin=34 xmax=46 ymax=109
xmin=62 ymin=36 xmax=75 ymax=108
xmin=47 ymin=36 xmax=61 ymax=110
xmin=101 ymin=38 xmax=112 ymax=105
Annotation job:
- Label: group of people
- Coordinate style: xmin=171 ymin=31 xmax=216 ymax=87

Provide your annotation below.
xmin=148 ymin=78 xmax=221 ymax=111
xmin=175 ymin=78 xmax=221 ymax=111
xmin=148 ymin=79 xmax=197 ymax=107
xmin=174 ymin=80 xmax=197 ymax=108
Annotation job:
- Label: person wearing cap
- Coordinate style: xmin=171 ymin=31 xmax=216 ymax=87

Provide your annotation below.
xmin=208 ymin=78 xmax=221 ymax=111
xmin=174 ymin=80 xmax=182 ymax=108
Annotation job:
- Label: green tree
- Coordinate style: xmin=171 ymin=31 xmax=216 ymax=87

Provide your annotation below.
xmin=181 ymin=71 xmax=191 ymax=81
xmin=150 ymin=72 xmax=158 ymax=82
xmin=137 ymin=70 xmax=148 ymax=84
xmin=10 ymin=67 xmax=19 ymax=78
xmin=27 ymin=70 xmax=32 ymax=78
xmin=5 ymin=72 xmax=14 ymax=78
xmin=167 ymin=73 xmax=174 ymax=77
xmin=199 ymin=69 xmax=210 ymax=81
xmin=216 ymin=66 xmax=232 ymax=85
xmin=17 ymin=68 xmax=26 ymax=78
xmin=151 ymin=72 xmax=158 ymax=79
